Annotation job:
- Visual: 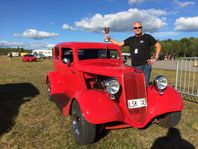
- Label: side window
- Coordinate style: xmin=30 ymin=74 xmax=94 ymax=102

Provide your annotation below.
xmin=55 ymin=47 xmax=59 ymax=60
xmin=62 ymin=48 xmax=73 ymax=63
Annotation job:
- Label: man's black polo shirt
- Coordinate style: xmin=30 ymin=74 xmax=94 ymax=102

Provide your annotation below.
xmin=124 ymin=33 xmax=157 ymax=66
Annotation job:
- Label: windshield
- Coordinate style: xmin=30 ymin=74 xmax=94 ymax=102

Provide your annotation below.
xmin=24 ymin=54 xmax=34 ymax=57
xmin=78 ymin=48 xmax=120 ymax=60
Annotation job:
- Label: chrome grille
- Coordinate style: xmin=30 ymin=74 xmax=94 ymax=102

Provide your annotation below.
xmin=123 ymin=72 xmax=147 ymax=124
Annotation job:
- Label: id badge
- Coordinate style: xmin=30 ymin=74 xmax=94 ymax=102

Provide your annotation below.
xmin=134 ymin=48 xmax=138 ymax=54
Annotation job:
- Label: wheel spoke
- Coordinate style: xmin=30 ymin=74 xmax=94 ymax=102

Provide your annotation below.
xmin=73 ymin=120 xmax=80 ymax=135
xmin=72 ymin=110 xmax=80 ymax=135
xmin=47 ymin=87 xmax=50 ymax=95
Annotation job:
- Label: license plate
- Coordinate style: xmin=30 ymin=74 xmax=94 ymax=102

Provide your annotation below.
xmin=128 ymin=98 xmax=147 ymax=109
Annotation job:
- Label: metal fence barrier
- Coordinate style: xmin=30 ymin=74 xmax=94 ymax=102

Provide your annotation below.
xmin=175 ymin=57 xmax=198 ymax=103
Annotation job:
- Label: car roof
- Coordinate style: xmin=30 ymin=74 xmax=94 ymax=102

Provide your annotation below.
xmin=55 ymin=42 xmax=120 ymax=49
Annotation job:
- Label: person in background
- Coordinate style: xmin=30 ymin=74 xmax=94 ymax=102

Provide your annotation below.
xmin=105 ymin=21 xmax=161 ymax=86
xmin=8 ymin=51 xmax=12 ymax=61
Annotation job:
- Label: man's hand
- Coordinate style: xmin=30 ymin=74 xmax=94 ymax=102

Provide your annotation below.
xmin=104 ymin=34 xmax=110 ymax=41
xmin=147 ymin=58 xmax=157 ymax=65
xmin=104 ymin=35 xmax=125 ymax=47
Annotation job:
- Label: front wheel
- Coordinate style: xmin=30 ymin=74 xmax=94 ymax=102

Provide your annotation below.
xmin=157 ymin=112 xmax=181 ymax=128
xmin=71 ymin=100 xmax=96 ymax=144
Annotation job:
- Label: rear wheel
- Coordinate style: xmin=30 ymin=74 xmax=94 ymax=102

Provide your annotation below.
xmin=71 ymin=100 xmax=96 ymax=144
xmin=47 ymin=81 xmax=53 ymax=101
xmin=157 ymin=112 xmax=181 ymax=128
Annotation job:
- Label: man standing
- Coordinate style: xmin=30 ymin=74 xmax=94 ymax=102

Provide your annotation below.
xmin=106 ymin=21 xmax=161 ymax=86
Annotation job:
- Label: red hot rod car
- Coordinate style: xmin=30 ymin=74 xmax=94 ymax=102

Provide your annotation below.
xmin=46 ymin=42 xmax=183 ymax=144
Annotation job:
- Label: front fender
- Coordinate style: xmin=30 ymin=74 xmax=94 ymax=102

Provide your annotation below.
xmin=73 ymin=90 xmax=124 ymax=124
xmin=147 ymin=85 xmax=183 ymax=119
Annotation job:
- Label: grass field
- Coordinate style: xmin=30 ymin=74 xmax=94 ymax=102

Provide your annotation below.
xmin=0 ymin=56 xmax=197 ymax=149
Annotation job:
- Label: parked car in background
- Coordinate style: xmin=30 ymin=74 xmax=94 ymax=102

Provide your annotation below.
xmin=34 ymin=53 xmax=46 ymax=59
xmin=46 ymin=42 xmax=183 ymax=145
xmin=22 ymin=54 xmax=37 ymax=62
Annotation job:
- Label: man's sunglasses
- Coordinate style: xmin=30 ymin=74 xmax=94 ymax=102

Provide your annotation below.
xmin=133 ymin=26 xmax=142 ymax=30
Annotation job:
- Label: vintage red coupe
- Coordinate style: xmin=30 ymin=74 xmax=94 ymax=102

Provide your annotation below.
xmin=22 ymin=54 xmax=37 ymax=62
xmin=46 ymin=42 xmax=183 ymax=144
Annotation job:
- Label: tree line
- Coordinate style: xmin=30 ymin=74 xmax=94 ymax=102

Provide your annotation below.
xmin=122 ymin=37 xmax=198 ymax=60
xmin=0 ymin=47 xmax=31 ymax=55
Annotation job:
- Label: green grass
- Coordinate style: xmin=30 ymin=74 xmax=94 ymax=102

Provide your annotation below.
xmin=0 ymin=56 xmax=198 ymax=149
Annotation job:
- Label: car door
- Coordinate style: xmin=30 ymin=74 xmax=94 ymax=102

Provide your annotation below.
xmin=59 ymin=47 xmax=81 ymax=98
xmin=53 ymin=47 xmax=81 ymax=111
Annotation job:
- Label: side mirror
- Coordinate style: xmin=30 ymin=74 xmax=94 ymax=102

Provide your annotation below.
xmin=63 ymin=58 xmax=71 ymax=65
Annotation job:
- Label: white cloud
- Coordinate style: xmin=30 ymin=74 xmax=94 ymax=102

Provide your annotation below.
xmin=175 ymin=16 xmax=198 ymax=31
xmin=13 ymin=33 xmax=20 ymax=37
xmin=0 ymin=41 xmax=24 ymax=48
xmin=46 ymin=44 xmax=55 ymax=48
xmin=75 ymin=8 xmax=167 ymax=33
xmin=27 ymin=42 xmax=55 ymax=49
xmin=0 ymin=41 xmax=55 ymax=49
xmin=176 ymin=1 xmax=195 ymax=7
xmin=128 ymin=0 xmax=145 ymax=4
xmin=62 ymin=23 xmax=75 ymax=31
xmin=14 ymin=29 xmax=59 ymax=39
xmin=152 ymin=31 xmax=180 ymax=38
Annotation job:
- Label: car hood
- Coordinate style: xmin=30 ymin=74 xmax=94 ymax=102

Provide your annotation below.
xmin=77 ymin=60 xmax=135 ymax=77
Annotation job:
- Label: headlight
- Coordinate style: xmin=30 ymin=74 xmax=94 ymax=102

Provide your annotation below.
xmin=105 ymin=79 xmax=120 ymax=94
xmin=153 ymin=76 xmax=168 ymax=91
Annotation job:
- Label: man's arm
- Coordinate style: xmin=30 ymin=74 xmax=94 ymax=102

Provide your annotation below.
xmin=105 ymin=35 xmax=124 ymax=47
xmin=147 ymin=41 xmax=161 ymax=65
xmin=109 ymin=38 xmax=125 ymax=47
xmin=153 ymin=42 xmax=161 ymax=59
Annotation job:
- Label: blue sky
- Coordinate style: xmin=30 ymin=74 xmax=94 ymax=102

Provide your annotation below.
xmin=0 ymin=0 xmax=198 ymax=49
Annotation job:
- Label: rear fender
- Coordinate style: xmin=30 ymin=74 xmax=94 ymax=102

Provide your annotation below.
xmin=146 ymin=85 xmax=183 ymax=121
xmin=46 ymin=71 xmax=64 ymax=95
xmin=73 ymin=90 xmax=124 ymax=124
